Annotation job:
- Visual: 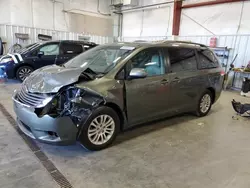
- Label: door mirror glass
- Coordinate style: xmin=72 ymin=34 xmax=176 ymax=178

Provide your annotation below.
xmin=129 ymin=68 xmax=147 ymax=79
xmin=37 ymin=51 xmax=44 ymax=58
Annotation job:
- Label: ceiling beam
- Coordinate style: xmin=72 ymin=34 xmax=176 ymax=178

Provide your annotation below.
xmin=182 ymin=0 xmax=245 ymax=9
xmin=172 ymin=0 xmax=182 ymax=35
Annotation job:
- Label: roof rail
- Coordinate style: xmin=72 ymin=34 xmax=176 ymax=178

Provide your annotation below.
xmin=133 ymin=40 xmax=149 ymax=43
xmin=166 ymin=40 xmax=208 ymax=48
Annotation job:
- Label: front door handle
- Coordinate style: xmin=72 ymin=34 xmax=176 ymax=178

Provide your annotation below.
xmin=161 ymin=79 xmax=169 ymax=85
xmin=173 ymin=77 xmax=180 ymax=82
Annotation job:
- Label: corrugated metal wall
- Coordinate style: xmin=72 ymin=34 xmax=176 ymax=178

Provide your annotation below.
xmin=0 ymin=24 xmax=114 ymax=53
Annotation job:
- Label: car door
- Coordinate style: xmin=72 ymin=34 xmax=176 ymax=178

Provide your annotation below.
xmin=167 ymin=47 xmax=203 ymax=112
xmin=31 ymin=42 xmax=60 ymax=68
xmin=124 ymin=47 xmax=171 ymax=125
xmin=56 ymin=42 xmax=84 ymax=64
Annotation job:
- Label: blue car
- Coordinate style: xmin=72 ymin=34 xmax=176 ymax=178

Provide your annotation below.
xmin=0 ymin=40 xmax=97 ymax=81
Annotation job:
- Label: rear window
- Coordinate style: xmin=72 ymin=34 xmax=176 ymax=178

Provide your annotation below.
xmin=198 ymin=49 xmax=219 ymax=69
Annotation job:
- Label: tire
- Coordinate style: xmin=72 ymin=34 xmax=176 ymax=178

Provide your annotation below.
xmin=16 ymin=66 xmax=34 ymax=82
xmin=12 ymin=43 xmax=22 ymax=53
xmin=78 ymin=106 xmax=120 ymax=151
xmin=196 ymin=90 xmax=213 ymax=117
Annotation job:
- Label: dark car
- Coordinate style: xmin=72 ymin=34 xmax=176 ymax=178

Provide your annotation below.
xmin=12 ymin=41 xmax=224 ymax=151
xmin=0 ymin=37 xmax=3 ymax=55
xmin=0 ymin=40 xmax=97 ymax=81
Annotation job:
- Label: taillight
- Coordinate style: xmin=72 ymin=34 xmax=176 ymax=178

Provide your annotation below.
xmin=220 ymin=70 xmax=225 ymax=76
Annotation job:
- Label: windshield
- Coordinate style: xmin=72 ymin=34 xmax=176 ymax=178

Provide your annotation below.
xmin=17 ymin=43 xmax=42 ymax=54
xmin=64 ymin=45 xmax=135 ymax=74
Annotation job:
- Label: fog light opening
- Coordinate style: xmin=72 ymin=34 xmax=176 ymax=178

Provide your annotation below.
xmin=47 ymin=131 xmax=58 ymax=137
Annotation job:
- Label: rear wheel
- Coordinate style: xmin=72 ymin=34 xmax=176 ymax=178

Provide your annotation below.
xmin=196 ymin=90 xmax=212 ymax=117
xmin=16 ymin=66 xmax=33 ymax=82
xmin=78 ymin=106 xmax=120 ymax=151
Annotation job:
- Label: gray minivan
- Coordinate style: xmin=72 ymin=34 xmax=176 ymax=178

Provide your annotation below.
xmin=13 ymin=41 xmax=224 ymax=150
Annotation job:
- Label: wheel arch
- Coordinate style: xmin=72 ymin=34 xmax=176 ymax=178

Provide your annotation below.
xmin=206 ymin=87 xmax=215 ymax=104
xmin=15 ymin=63 xmax=34 ymax=76
xmin=104 ymin=102 xmax=125 ymax=131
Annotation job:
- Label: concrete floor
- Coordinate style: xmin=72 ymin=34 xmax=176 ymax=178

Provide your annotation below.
xmin=0 ymin=81 xmax=250 ymax=188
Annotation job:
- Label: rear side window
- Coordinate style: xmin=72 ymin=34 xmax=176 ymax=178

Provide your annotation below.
xmin=168 ymin=48 xmax=197 ymax=72
xmin=198 ymin=49 xmax=219 ymax=69
xmin=61 ymin=43 xmax=83 ymax=55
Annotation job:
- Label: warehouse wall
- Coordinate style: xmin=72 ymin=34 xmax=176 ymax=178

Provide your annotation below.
xmin=0 ymin=0 xmax=113 ymax=36
xmin=122 ymin=0 xmax=174 ymax=37
xmin=180 ymin=1 xmax=250 ymax=35
xmin=69 ymin=13 xmax=113 ymax=36
xmin=121 ymin=0 xmax=250 ymax=37
xmin=0 ymin=0 xmax=11 ymax=24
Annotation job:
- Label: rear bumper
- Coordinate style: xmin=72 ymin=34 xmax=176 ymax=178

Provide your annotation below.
xmin=214 ymin=90 xmax=222 ymax=103
xmin=213 ymin=75 xmax=224 ymax=103
xmin=13 ymin=94 xmax=78 ymax=145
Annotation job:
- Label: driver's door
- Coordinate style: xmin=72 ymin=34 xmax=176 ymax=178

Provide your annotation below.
xmin=125 ymin=47 xmax=171 ymax=126
xmin=31 ymin=42 xmax=60 ymax=68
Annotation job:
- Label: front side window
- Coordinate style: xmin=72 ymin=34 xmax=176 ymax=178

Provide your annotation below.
xmin=39 ymin=44 xmax=59 ymax=56
xmin=198 ymin=49 xmax=219 ymax=69
xmin=168 ymin=48 xmax=197 ymax=72
xmin=61 ymin=43 xmax=83 ymax=55
xmin=64 ymin=45 xmax=135 ymax=74
xmin=126 ymin=48 xmax=165 ymax=77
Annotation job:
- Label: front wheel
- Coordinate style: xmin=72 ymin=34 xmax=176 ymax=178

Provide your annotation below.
xmin=196 ymin=90 xmax=213 ymax=117
xmin=78 ymin=106 xmax=120 ymax=151
xmin=16 ymin=66 xmax=34 ymax=82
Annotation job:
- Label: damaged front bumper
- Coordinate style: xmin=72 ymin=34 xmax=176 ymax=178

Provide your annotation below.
xmin=13 ymin=93 xmax=78 ymax=145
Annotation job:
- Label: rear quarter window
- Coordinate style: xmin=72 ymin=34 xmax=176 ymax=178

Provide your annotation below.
xmin=198 ymin=49 xmax=219 ymax=69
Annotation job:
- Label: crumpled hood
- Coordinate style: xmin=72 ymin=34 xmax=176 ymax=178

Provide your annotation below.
xmin=23 ymin=65 xmax=85 ymax=93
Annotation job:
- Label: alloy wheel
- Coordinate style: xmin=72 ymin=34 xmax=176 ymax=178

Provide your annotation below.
xmin=87 ymin=115 xmax=115 ymax=145
xmin=18 ymin=67 xmax=32 ymax=81
xmin=200 ymin=94 xmax=211 ymax=114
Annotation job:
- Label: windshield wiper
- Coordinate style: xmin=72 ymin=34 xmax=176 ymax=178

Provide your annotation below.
xmin=84 ymin=68 xmax=97 ymax=75
xmin=57 ymin=63 xmax=65 ymax=68
xmin=80 ymin=71 xmax=96 ymax=80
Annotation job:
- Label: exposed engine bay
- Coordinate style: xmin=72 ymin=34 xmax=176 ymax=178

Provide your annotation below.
xmin=16 ymin=68 xmax=107 ymax=128
xmin=36 ymin=86 xmax=105 ymax=125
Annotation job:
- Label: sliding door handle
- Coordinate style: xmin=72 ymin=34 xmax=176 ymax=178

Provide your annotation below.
xmin=161 ymin=79 xmax=169 ymax=85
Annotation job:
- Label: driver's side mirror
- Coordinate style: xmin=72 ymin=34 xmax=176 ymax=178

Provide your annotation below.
xmin=37 ymin=51 xmax=44 ymax=58
xmin=129 ymin=68 xmax=147 ymax=79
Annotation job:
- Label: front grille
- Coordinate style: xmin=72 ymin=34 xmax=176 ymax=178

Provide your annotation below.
xmin=16 ymin=85 xmax=51 ymax=107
